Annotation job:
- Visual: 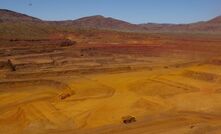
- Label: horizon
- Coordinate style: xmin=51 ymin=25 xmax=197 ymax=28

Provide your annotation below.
xmin=0 ymin=0 xmax=221 ymax=24
xmin=1 ymin=8 xmax=221 ymax=25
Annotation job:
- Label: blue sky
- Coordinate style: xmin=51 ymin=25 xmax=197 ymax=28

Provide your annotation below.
xmin=0 ymin=0 xmax=221 ymax=24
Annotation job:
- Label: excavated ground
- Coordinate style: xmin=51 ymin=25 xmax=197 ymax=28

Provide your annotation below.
xmin=1 ymin=36 xmax=221 ymax=134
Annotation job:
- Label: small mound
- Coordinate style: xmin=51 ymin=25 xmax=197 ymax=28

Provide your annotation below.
xmin=183 ymin=70 xmax=219 ymax=82
xmin=0 ymin=107 xmax=28 ymax=134
xmin=129 ymin=80 xmax=196 ymax=98
xmin=0 ymin=107 xmax=27 ymax=125
xmin=0 ymin=79 xmax=73 ymax=111
xmin=67 ymin=79 xmax=115 ymax=101
xmin=132 ymin=98 xmax=165 ymax=112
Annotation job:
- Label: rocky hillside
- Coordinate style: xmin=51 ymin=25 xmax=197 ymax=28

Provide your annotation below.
xmin=0 ymin=9 xmax=41 ymax=22
xmin=68 ymin=15 xmax=146 ymax=32
xmin=0 ymin=9 xmax=220 ymax=40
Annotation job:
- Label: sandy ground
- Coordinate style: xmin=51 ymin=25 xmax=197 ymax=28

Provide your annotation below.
xmin=2 ymin=66 xmax=221 ymax=134
xmin=1 ymin=36 xmax=221 ymax=134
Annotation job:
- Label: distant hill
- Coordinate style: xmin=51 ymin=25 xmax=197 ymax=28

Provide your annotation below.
xmin=140 ymin=16 xmax=221 ymax=32
xmin=208 ymin=16 xmax=221 ymax=24
xmin=69 ymin=15 xmax=221 ymax=32
xmin=68 ymin=15 xmax=146 ymax=32
xmin=0 ymin=9 xmax=55 ymax=40
xmin=0 ymin=9 xmax=220 ymax=40
xmin=0 ymin=9 xmax=41 ymax=22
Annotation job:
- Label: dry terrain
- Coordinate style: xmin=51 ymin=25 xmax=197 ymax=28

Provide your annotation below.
xmin=1 ymin=34 xmax=221 ymax=134
xmin=1 ymin=9 xmax=221 ymax=134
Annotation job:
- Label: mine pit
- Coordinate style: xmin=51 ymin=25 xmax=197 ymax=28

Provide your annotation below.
xmin=1 ymin=9 xmax=221 ymax=134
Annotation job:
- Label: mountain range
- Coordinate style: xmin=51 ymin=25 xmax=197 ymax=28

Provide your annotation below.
xmin=0 ymin=9 xmax=221 ymax=40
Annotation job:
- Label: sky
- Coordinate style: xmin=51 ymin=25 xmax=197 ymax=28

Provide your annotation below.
xmin=0 ymin=0 xmax=221 ymax=24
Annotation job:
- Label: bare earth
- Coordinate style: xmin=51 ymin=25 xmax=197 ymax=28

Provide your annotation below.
xmin=1 ymin=34 xmax=221 ymax=134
